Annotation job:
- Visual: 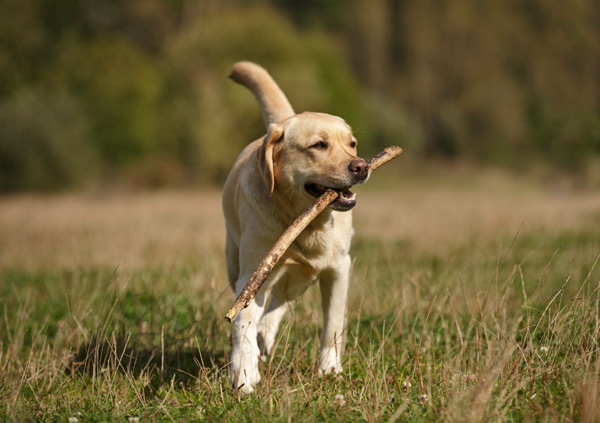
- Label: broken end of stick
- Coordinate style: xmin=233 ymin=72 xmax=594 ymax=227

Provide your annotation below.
xmin=368 ymin=146 xmax=403 ymax=171
xmin=225 ymin=297 xmax=251 ymax=323
xmin=225 ymin=308 xmax=239 ymax=324
xmin=386 ymin=146 xmax=403 ymax=157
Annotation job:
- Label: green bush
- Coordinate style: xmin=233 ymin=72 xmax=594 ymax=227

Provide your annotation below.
xmin=0 ymin=88 xmax=97 ymax=191
xmin=1 ymin=0 xmax=598 ymax=190
xmin=163 ymin=5 xmax=368 ymax=181
xmin=52 ymin=36 xmax=166 ymax=166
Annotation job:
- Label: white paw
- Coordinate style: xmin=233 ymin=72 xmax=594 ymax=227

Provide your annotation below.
xmin=230 ymin=356 xmax=261 ymax=395
xmin=230 ymin=335 xmax=261 ymax=394
xmin=235 ymin=378 xmax=257 ymax=395
xmin=318 ymin=346 xmax=343 ymax=377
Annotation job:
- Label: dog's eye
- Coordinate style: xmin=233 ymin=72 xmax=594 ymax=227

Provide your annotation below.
xmin=310 ymin=141 xmax=328 ymax=150
xmin=350 ymin=141 xmax=357 ymax=148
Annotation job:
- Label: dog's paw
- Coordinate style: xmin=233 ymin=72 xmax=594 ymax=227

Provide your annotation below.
xmin=318 ymin=346 xmax=343 ymax=377
xmin=230 ymin=365 xmax=261 ymax=395
xmin=234 ymin=378 xmax=257 ymax=395
xmin=230 ymin=349 xmax=261 ymax=395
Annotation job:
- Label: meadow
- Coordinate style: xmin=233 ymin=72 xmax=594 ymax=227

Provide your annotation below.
xmin=1 ymin=168 xmax=599 ymax=422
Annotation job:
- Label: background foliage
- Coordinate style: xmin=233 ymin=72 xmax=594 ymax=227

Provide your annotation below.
xmin=1 ymin=0 xmax=599 ymax=191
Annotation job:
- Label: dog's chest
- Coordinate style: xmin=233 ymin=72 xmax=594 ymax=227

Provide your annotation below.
xmin=284 ymin=214 xmax=352 ymax=278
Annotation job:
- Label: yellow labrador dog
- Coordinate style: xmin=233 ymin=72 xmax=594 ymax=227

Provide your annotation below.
xmin=223 ymin=62 xmax=370 ymax=394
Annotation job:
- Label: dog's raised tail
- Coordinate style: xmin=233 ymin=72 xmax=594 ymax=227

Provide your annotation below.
xmin=229 ymin=61 xmax=295 ymax=128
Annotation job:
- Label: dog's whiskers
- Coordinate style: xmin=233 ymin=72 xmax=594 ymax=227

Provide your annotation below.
xmin=283 ymin=186 xmax=296 ymax=202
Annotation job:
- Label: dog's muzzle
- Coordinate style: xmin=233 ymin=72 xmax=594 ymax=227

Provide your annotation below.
xmin=348 ymin=159 xmax=369 ymax=183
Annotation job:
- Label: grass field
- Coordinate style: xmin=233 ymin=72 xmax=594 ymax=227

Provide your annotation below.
xmin=1 ymin=168 xmax=599 ymax=422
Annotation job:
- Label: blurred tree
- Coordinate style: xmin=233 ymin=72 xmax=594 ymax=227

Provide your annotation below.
xmin=163 ymin=4 xmax=366 ymax=181
xmin=512 ymin=0 xmax=600 ymax=169
xmin=37 ymin=0 xmax=182 ymax=52
xmin=0 ymin=88 xmax=97 ymax=191
xmin=51 ymin=36 xmax=165 ymax=165
xmin=0 ymin=0 xmax=598 ymax=191
xmin=0 ymin=0 xmax=46 ymax=96
xmin=341 ymin=0 xmax=600 ymax=168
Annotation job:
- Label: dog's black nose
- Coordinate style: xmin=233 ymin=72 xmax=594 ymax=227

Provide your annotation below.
xmin=348 ymin=159 xmax=369 ymax=179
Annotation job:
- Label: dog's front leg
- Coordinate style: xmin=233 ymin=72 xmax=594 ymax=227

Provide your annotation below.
xmin=318 ymin=254 xmax=351 ymax=376
xmin=230 ymin=279 xmax=267 ymax=395
xmin=230 ymin=263 xmax=286 ymax=394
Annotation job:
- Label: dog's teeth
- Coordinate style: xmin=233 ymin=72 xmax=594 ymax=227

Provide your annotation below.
xmin=340 ymin=191 xmax=355 ymax=200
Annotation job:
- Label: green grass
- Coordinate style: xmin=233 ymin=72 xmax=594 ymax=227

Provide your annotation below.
xmin=1 ymin=198 xmax=599 ymax=421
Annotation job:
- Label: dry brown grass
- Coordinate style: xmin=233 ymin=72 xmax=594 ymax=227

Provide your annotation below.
xmin=0 ymin=189 xmax=224 ymax=269
xmin=354 ymin=167 xmax=600 ymax=251
xmin=1 ymin=170 xmax=598 ymax=269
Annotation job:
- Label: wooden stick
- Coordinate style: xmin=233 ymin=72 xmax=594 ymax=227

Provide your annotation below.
xmin=225 ymin=146 xmax=403 ymax=323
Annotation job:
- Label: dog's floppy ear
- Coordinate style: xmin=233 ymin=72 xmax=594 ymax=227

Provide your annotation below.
xmin=259 ymin=123 xmax=284 ymax=194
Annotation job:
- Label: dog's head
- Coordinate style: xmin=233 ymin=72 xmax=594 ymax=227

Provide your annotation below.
xmin=259 ymin=112 xmax=370 ymax=211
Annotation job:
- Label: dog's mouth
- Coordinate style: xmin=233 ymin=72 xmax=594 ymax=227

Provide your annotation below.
xmin=304 ymin=183 xmax=356 ymax=211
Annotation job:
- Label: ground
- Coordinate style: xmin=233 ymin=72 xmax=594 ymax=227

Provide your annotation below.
xmin=1 ymin=167 xmax=599 ymax=422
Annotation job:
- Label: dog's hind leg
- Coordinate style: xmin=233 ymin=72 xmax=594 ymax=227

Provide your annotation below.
xmin=225 ymin=231 xmax=240 ymax=290
xmin=257 ymin=291 xmax=289 ymax=358
xmin=230 ymin=264 xmax=286 ymax=394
